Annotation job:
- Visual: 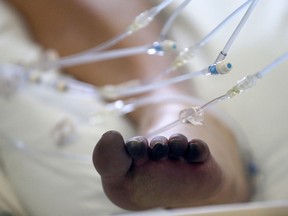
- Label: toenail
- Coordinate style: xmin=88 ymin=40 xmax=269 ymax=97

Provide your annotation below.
xmin=125 ymin=136 xmax=148 ymax=160
xmin=184 ymin=139 xmax=209 ymax=163
xmin=149 ymin=136 xmax=169 ymax=160
xmin=168 ymin=133 xmax=188 ymax=159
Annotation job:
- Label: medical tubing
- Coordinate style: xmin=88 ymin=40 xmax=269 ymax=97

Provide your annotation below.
xmin=153 ymin=0 xmax=175 ymax=15
xmin=145 ymin=119 xmax=181 ymax=138
xmin=9 ymin=139 xmax=91 ymax=164
xmin=160 ymin=0 xmax=193 ymax=39
xmin=215 ymin=0 xmax=260 ymax=62
xmin=199 ymin=94 xmax=228 ymax=111
xmin=90 ymin=53 xmax=288 ymax=133
xmin=70 ymin=0 xmax=173 ymax=51
xmin=143 ymin=52 xmax=288 ymax=136
xmin=257 ymin=52 xmax=288 ymax=77
xmin=43 ymin=45 xmax=149 ymax=69
xmin=143 ymin=67 xmax=175 ymax=83
xmin=35 ymin=0 xmax=174 ymax=70
xmin=145 ymin=95 xmax=228 ymax=136
xmin=197 ymin=0 xmax=252 ymax=49
xmin=158 ymin=0 xmax=252 ymax=79
xmin=230 ymin=52 xmax=288 ymax=96
xmin=127 ymin=0 xmax=174 ymax=33
xmin=143 ymin=95 xmax=240 ymax=137
xmin=53 ymin=32 xmax=131 ymax=66
xmin=63 ymin=78 xmax=98 ymax=96
xmin=0 ymin=133 xmax=92 ymax=164
xmin=114 ymin=68 xmax=207 ymax=98
xmin=117 ymin=94 xmax=202 ymax=114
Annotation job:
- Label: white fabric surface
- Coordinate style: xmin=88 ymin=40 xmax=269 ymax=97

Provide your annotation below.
xmin=0 ymin=1 xmax=134 ymax=215
xmin=0 ymin=0 xmax=288 ymax=216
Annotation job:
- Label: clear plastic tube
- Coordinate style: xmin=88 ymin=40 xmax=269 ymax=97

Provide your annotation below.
xmin=227 ymin=52 xmax=288 ymax=98
xmin=0 ymin=63 xmax=99 ymax=98
xmin=149 ymin=0 xmax=252 ymax=81
xmin=118 ymin=94 xmax=198 ymax=113
xmin=73 ymin=0 xmax=174 ymax=53
xmin=0 ymin=132 xmax=92 ymax=164
xmin=32 ymin=0 xmax=175 ymax=71
xmin=194 ymin=0 xmax=252 ymax=51
xmin=257 ymin=52 xmax=288 ymax=77
xmin=160 ymin=0 xmax=193 ymax=39
xmin=90 ymin=94 xmax=203 ymax=124
xmin=40 ymin=45 xmax=149 ymax=69
xmin=145 ymin=52 xmax=288 ymax=136
xmin=214 ymin=0 xmax=260 ymax=62
xmin=101 ymin=68 xmax=207 ymax=99
xmin=199 ymin=95 xmax=228 ymax=111
xmin=145 ymin=119 xmax=181 ymax=138
xmin=145 ymin=95 xmax=227 ymax=137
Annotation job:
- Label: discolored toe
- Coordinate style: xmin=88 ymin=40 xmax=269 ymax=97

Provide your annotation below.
xmin=93 ymin=130 xmax=132 ymax=179
xmin=184 ymin=139 xmax=210 ymax=163
xmin=149 ymin=136 xmax=169 ymax=160
xmin=125 ymin=136 xmax=149 ymax=165
xmin=168 ymin=133 xmax=188 ymax=159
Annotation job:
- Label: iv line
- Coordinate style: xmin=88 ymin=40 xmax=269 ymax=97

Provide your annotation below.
xmin=160 ymin=0 xmax=193 ymax=40
xmin=100 ymin=0 xmax=259 ymax=99
xmin=31 ymin=0 xmax=175 ymax=70
xmin=100 ymin=59 xmax=234 ymax=99
xmin=145 ymin=95 xmax=225 ymax=138
xmin=38 ymin=45 xmax=150 ymax=69
xmin=147 ymin=0 xmax=253 ymax=82
xmin=30 ymin=0 xmax=256 ymax=74
xmin=100 ymin=68 xmax=207 ymax=99
xmin=11 ymin=139 xmax=91 ymax=164
xmin=0 ymin=131 xmax=91 ymax=164
xmin=8 ymin=50 xmax=286 ymax=162
xmin=89 ymin=94 xmax=203 ymax=125
xmin=68 ymin=0 xmax=253 ymax=81
xmin=214 ymin=0 xmax=260 ymax=62
xmin=172 ymin=0 xmax=252 ymax=70
xmin=145 ymin=52 xmax=288 ymax=137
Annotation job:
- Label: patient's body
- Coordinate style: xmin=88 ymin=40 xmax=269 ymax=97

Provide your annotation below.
xmin=9 ymin=0 xmax=251 ymax=211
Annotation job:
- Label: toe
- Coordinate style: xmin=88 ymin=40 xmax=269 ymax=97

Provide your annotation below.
xmin=184 ymin=139 xmax=210 ymax=163
xmin=168 ymin=133 xmax=188 ymax=159
xmin=149 ymin=136 xmax=169 ymax=160
xmin=125 ymin=136 xmax=149 ymax=165
xmin=93 ymin=130 xmax=132 ymax=179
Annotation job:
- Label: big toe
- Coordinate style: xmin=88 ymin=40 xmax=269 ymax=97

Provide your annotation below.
xmin=93 ymin=130 xmax=132 ymax=180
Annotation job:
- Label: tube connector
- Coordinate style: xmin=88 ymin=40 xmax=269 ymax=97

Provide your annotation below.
xmin=147 ymin=40 xmax=177 ymax=55
xmin=208 ymin=60 xmax=233 ymax=75
xmin=127 ymin=9 xmax=156 ymax=33
xmin=179 ymin=107 xmax=204 ymax=126
xmin=227 ymin=74 xmax=260 ymax=98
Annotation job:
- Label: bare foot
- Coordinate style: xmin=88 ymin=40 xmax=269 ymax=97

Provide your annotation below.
xmin=93 ymin=131 xmax=221 ymax=210
xmin=93 ymin=106 xmax=251 ymax=211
